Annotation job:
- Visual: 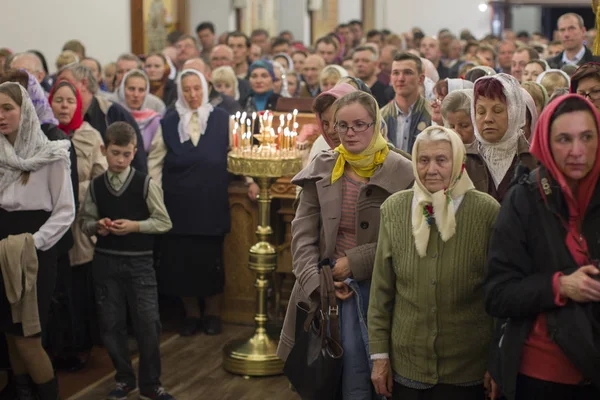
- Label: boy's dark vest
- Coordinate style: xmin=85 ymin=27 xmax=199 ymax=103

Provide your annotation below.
xmin=91 ymin=168 xmax=153 ymax=256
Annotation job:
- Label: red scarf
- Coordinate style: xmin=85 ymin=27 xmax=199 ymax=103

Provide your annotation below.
xmin=530 ymin=94 xmax=600 ymax=265
xmin=48 ymin=80 xmax=84 ymax=136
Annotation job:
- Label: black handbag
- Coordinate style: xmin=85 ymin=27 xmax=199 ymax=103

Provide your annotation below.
xmin=283 ymin=259 xmax=344 ymax=400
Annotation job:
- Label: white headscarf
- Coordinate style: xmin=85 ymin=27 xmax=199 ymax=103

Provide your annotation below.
xmin=520 ymin=87 xmax=538 ymax=139
xmin=471 ymin=73 xmax=525 ymax=188
xmin=0 ymin=83 xmax=70 ymax=193
xmin=116 ymin=69 xmax=151 ymax=111
xmin=175 ymin=69 xmax=214 ymax=144
xmin=272 ymin=60 xmax=290 ymax=97
xmin=411 ymin=126 xmax=475 ymax=257
xmin=536 ymin=69 xmax=571 ymax=87
xmin=447 ymin=79 xmax=474 ymax=93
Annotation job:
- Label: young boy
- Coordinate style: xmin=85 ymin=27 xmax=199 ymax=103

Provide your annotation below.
xmin=80 ymin=122 xmax=174 ymax=400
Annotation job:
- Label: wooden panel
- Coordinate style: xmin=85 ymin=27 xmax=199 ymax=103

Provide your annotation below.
xmin=312 ymin=0 xmax=338 ymax=43
xmin=130 ymin=0 xmax=144 ymax=55
xmin=222 ymin=182 xmax=259 ymax=325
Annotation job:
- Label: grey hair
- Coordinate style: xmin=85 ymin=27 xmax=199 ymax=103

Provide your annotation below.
xmin=352 ymin=45 xmax=378 ymax=61
xmin=116 ymin=53 xmax=143 ymax=69
xmin=441 ymin=89 xmax=473 ymax=123
xmin=59 ymin=63 xmax=99 ymax=94
xmin=416 ymin=127 xmax=452 ymax=145
xmin=10 ymin=52 xmax=44 ymax=73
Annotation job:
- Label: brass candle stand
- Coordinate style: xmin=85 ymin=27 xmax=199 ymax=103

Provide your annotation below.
xmin=223 ymin=111 xmax=303 ymax=377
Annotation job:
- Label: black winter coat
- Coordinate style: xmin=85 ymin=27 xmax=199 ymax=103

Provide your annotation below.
xmin=484 ymin=167 xmax=600 ymax=399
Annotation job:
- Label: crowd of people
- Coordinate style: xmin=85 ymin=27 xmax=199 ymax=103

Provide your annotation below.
xmin=0 ymin=9 xmax=598 ymax=400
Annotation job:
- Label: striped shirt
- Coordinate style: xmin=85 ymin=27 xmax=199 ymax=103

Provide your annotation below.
xmin=334 ymin=174 xmax=364 ymax=260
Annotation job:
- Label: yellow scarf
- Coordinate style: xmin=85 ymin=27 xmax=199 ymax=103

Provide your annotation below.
xmin=331 ymin=107 xmax=389 ymax=183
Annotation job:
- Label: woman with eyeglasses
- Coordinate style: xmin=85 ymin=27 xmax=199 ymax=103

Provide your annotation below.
xmin=279 ymin=91 xmax=414 ymax=398
xmin=571 ymin=62 xmax=600 ymax=111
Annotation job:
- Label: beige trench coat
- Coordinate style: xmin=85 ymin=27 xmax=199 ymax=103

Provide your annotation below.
xmin=277 ymin=150 xmax=414 ymax=361
xmin=69 ymin=122 xmax=107 ymax=266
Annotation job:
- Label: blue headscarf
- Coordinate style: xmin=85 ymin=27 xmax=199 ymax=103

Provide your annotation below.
xmin=249 ymin=60 xmax=275 ymax=81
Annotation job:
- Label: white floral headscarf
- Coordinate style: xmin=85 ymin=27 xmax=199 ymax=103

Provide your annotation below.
xmin=0 ymin=83 xmax=70 ymax=193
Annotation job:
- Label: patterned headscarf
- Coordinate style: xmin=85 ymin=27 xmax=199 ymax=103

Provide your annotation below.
xmin=0 ymin=83 xmax=70 ymax=193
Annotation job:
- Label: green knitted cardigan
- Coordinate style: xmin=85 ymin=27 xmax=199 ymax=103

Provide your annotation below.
xmin=368 ymin=189 xmax=500 ymax=385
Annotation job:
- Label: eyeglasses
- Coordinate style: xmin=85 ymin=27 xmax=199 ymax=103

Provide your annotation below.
xmin=334 ymin=121 xmax=375 ymax=134
xmin=577 ymin=88 xmax=600 ymax=101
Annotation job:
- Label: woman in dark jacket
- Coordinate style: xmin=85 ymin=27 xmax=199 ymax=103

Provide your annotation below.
xmin=158 ymin=69 xmax=230 ymax=337
xmin=468 ymin=73 xmax=537 ymax=203
xmin=242 ymin=60 xmax=280 ymax=114
xmin=484 ymin=94 xmax=600 ymax=400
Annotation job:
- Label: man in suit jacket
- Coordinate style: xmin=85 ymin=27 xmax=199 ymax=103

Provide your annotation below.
xmin=547 ymin=13 xmax=600 ymax=69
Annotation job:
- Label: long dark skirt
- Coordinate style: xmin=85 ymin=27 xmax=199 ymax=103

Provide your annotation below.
xmin=392 ymin=381 xmax=485 ymax=400
xmin=157 ymin=235 xmax=225 ymax=297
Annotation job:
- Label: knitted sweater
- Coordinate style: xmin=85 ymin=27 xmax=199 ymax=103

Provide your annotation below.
xmin=368 ymin=189 xmax=500 ymax=385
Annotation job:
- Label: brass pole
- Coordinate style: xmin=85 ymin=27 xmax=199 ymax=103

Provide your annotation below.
xmin=223 ymin=177 xmax=284 ymax=376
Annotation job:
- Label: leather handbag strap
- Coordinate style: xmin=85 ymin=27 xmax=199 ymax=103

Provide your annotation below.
xmin=320 ymin=264 xmax=340 ymax=343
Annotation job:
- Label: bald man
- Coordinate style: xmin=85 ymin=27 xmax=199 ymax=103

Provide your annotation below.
xmin=10 ymin=52 xmax=46 ymax=84
xmin=419 ymin=37 xmax=449 ymax=79
xmin=300 ymin=54 xmax=326 ymax=97
xmin=182 ymin=58 xmax=242 ymax=115
xmin=209 ymin=45 xmax=250 ymax=106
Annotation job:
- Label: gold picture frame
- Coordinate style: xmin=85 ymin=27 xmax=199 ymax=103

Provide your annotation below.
xmin=130 ymin=0 xmax=188 ymax=55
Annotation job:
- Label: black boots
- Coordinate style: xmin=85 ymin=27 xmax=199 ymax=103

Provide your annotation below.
xmin=13 ymin=375 xmax=35 ymax=400
xmin=14 ymin=375 xmax=60 ymax=400
xmin=36 ymin=377 xmax=60 ymax=400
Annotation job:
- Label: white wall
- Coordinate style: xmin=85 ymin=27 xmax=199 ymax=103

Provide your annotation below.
xmin=338 ymin=0 xmax=362 ymax=24
xmin=0 ymin=0 xmax=130 ymax=73
xmin=279 ymin=0 xmax=310 ymax=45
xmin=188 ymin=0 xmax=235 ymax=37
xmin=377 ymin=0 xmax=491 ymax=39
xmin=511 ymin=6 xmax=542 ymax=35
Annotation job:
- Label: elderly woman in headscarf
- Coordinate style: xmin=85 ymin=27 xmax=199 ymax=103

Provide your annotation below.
xmin=48 ymin=79 xmax=106 ymax=369
xmin=158 ymin=69 xmax=231 ymax=337
xmin=0 ymin=82 xmax=75 ymax=399
xmin=484 ymin=94 xmax=600 ymax=399
xmin=272 ymin=60 xmax=290 ymax=97
xmin=116 ymin=69 xmax=166 ymax=185
xmin=368 ymin=126 xmax=500 ymax=400
xmin=242 ymin=60 xmax=281 ymax=114
xmin=441 ymin=89 xmax=476 ymax=146
xmin=431 ymin=79 xmax=474 ymax=125
xmin=144 ymin=52 xmax=177 ymax=108
xmin=467 ymin=73 xmax=537 ymax=202
xmin=280 ymin=91 xmax=414 ymax=399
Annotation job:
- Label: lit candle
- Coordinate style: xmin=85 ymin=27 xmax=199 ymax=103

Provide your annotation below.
xmin=251 ymin=112 xmax=257 ymax=136
xmin=286 ymin=113 xmax=292 ymax=131
xmin=277 ymin=126 xmax=282 ymax=150
xmin=246 ymin=119 xmax=251 ymax=150
xmin=292 ymin=109 xmax=298 ymax=127
xmin=233 ymin=122 xmax=239 ymax=151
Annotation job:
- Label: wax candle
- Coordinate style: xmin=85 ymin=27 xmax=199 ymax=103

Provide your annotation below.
xmin=251 ymin=112 xmax=257 ymax=135
xmin=292 ymin=109 xmax=298 ymax=127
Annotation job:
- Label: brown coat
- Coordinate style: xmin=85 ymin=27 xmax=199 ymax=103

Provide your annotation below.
xmin=277 ymin=150 xmax=414 ymax=361
xmin=69 ymin=122 xmax=107 ymax=266
xmin=465 ymin=136 xmax=537 ymax=203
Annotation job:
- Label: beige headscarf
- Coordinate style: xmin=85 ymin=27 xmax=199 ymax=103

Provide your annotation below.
xmin=411 ymin=126 xmax=475 ymax=257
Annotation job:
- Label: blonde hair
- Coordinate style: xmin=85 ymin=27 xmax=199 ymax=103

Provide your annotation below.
xmin=211 ymin=66 xmax=239 ymax=100
xmin=521 ymin=81 xmax=547 ymax=112
xmin=540 ymin=71 xmax=569 ymax=97
xmin=55 ymin=50 xmax=79 ymax=70
xmin=319 ymin=65 xmax=347 ymax=88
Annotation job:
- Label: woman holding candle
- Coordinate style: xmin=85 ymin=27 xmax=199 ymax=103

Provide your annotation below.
xmin=279 ymin=91 xmax=415 ymax=398
xmin=242 ymin=60 xmax=281 ymax=114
